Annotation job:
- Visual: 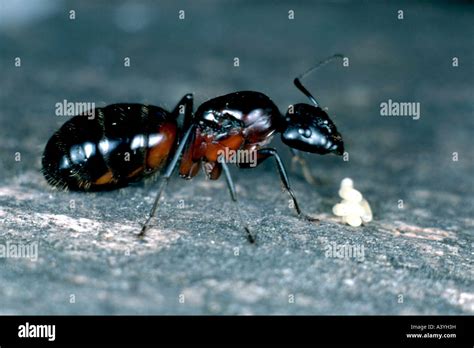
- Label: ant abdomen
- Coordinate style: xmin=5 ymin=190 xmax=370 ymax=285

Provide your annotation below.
xmin=42 ymin=104 xmax=178 ymax=191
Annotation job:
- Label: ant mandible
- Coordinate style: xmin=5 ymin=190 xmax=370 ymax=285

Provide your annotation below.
xmin=42 ymin=54 xmax=345 ymax=243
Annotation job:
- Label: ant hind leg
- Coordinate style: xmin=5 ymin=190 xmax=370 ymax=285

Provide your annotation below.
xmin=138 ymin=125 xmax=195 ymax=237
xmin=139 ymin=94 xmax=195 ymax=237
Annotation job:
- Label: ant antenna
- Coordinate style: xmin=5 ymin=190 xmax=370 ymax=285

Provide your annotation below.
xmin=294 ymin=53 xmax=344 ymax=107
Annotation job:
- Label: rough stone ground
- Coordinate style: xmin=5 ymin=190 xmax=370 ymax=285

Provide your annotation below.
xmin=0 ymin=1 xmax=472 ymax=314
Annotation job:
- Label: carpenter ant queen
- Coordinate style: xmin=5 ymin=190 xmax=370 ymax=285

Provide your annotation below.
xmin=42 ymin=54 xmax=345 ymax=243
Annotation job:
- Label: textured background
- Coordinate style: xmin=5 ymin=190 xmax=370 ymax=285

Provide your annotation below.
xmin=0 ymin=0 xmax=473 ymax=314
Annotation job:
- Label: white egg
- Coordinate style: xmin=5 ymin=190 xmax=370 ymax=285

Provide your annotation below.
xmin=338 ymin=187 xmax=363 ymax=202
xmin=343 ymin=215 xmax=362 ymax=227
xmin=333 ymin=178 xmax=372 ymax=227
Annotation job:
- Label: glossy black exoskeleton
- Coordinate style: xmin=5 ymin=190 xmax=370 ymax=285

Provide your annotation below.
xmin=42 ymin=54 xmax=345 ymax=243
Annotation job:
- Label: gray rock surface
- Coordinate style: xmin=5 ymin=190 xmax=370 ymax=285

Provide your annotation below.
xmin=0 ymin=1 xmax=472 ymax=314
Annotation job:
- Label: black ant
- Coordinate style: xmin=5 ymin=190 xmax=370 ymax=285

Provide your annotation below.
xmin=42 ymin=54 xmax=345 ymax=243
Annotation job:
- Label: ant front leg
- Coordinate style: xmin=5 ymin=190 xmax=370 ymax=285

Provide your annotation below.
xmin=257 ymin=148 xmax=319 ymax=222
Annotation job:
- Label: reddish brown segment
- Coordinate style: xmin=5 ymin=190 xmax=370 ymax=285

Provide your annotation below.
xmin=94 ymin=167 xmax=142 ymax=186
xmin=127 ymin=165 xmax=145 ymax=178
xmin=177 ymin=92 xmax=281 ymax=181
xmin=93 ymin=122 xmax=177 ymax=187
xmin=146 ymin=122 xmax=178 ymax=170
xmin=206 ymin=162 xmax=222 ymax=180
xmin=179 ymin=133 xmax=201 ymax=179
xmin=94 ymin=170 xmax=115 ymax=185
xmin=179 ymin=129 xmax=245 ymax=180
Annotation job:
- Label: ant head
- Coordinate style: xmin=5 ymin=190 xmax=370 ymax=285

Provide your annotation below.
xmin=281 ymin=103 xmax=344 ymax=155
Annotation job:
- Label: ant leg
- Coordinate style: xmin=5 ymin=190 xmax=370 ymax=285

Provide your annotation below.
xmin=294 ymin=54 xmax=344 ymax=107
xmin=290 ymin=148 xmax=318 ymax=185
xmin=258 ymin=148 xmax=319 ymax=222
xmin=219 ymin=156 xmax=256 ymax=244
xmin=172 ymin=93 xmax=194 ymax=129
xmin=139 ymin=94 xmax=194 ymax=237
xmin=139 ymin=124 xmax=195 ymax=237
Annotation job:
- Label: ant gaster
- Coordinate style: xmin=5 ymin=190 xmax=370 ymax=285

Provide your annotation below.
xmin=42 ymin=54 xmax=345 ymax=243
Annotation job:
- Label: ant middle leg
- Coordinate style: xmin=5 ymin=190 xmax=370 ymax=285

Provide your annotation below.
xmin=257 ymin=148 xmax=319 ymax=222
xmin=219 ymin=157 xmax=256 ymax=244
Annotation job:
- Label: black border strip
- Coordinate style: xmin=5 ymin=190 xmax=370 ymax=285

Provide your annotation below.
xmin=0 ymin=315 xmax=471 ymax=346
